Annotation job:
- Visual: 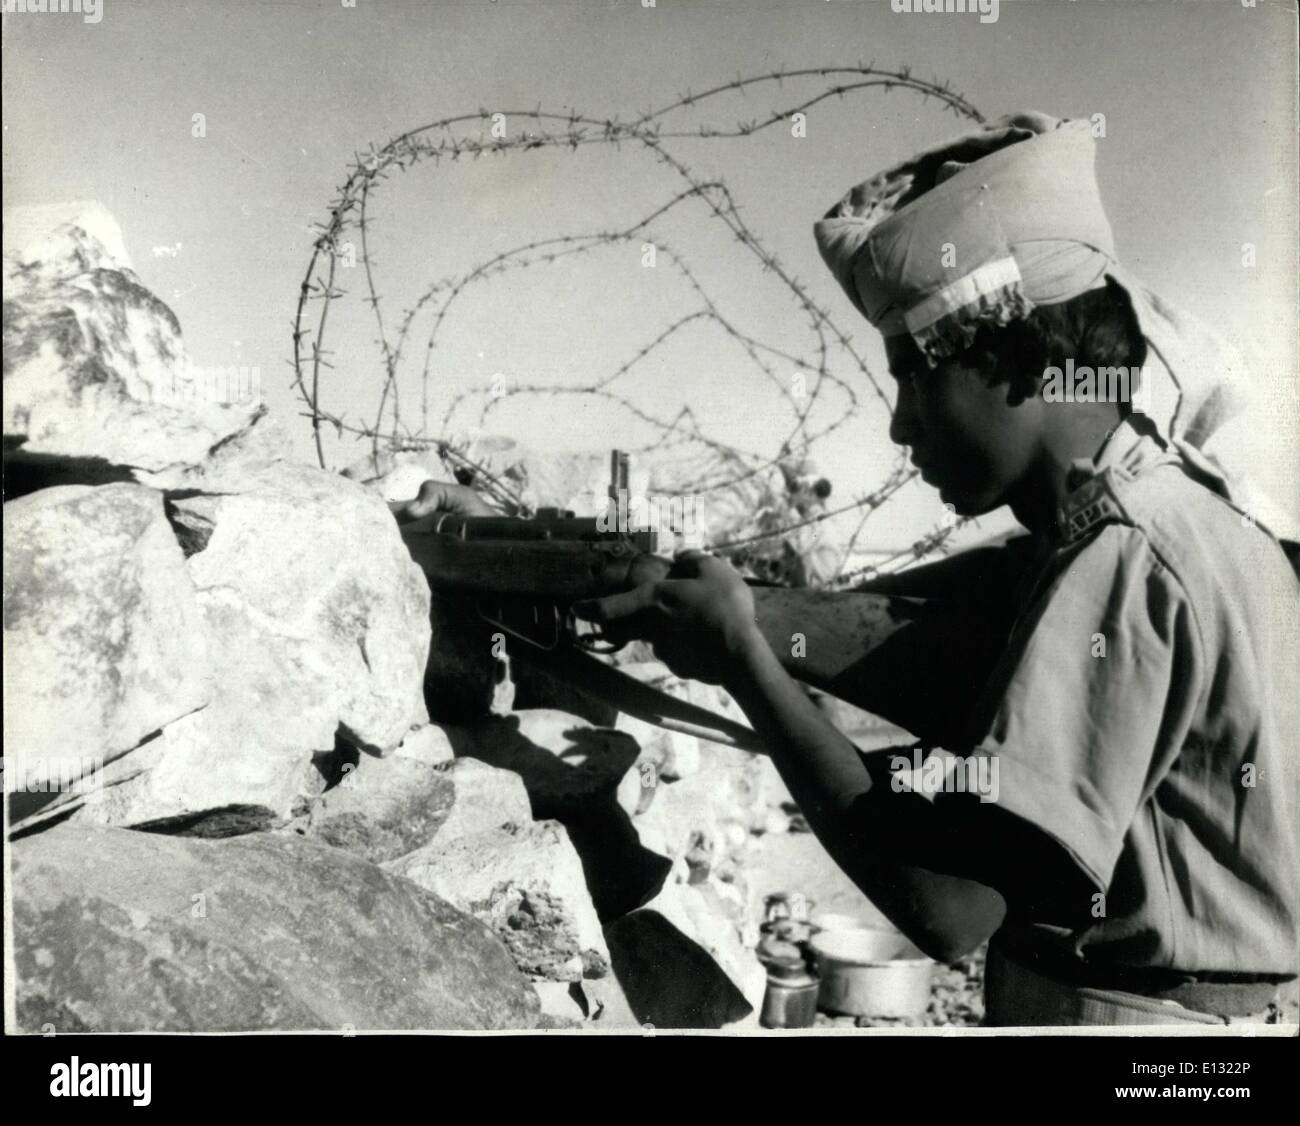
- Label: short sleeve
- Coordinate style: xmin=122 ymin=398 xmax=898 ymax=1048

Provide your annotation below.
xmin=954 ymin=523 xmax=1204 ymax=891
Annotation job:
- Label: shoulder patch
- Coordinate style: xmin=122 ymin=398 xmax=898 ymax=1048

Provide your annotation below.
xmin=1058 ymin=468 xmax=1134 ymax=544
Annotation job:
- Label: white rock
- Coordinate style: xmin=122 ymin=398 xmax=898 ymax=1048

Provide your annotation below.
xmin=3 ymin=202 xmax=261 ymax=475
xmin=532 ymin=978 xmax=640 ymax=1029
xmin=433 ymin=757 xmax=533 ymax=842
xmin=44 ymin=464 xmax=431 ymax=829
xmin=168 ymin=463 xmax=431 ymax=754
xmin=387 ymin=819 xmax=610 ymax=984
xmin=532 ymin=981 xmax=585 ymax=1029
xmin=131 ymin=408 xmax=296 ymax=493
xmin=74 ymin=708 xmax=324 ymax=834
xmin=391 ymin=723 xmax=456 ymax=767
xmin=2 ymin=201 xmax=133 ymax=276
xmin=3 ymin=484 xmax=208 ymax=790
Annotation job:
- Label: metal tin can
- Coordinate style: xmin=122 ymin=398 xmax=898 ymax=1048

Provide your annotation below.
xmin=759 ymin=956 xmax=821 ymax=1029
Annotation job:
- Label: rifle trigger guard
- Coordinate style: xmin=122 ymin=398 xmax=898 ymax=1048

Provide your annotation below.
xmin=474 ymin=600 xmax=564 ymax=652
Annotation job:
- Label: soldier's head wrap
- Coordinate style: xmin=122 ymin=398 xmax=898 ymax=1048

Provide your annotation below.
xmin=814 ymin=111 xmax=1296 ymax=543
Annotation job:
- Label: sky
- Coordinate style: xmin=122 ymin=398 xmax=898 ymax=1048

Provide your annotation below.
xmin=3 ymin=0 xmax=1297 ymax=552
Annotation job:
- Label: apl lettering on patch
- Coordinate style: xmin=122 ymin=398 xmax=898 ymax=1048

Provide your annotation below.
xmin=1061 ymin=472 xmax=1127 ymax=543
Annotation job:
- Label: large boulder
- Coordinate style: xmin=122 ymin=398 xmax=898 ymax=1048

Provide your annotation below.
xmin=11 ymin=823 xmax=540 ymax=1031
xmin=388 ymin=819 xmax=611 ymax=984
xmin=34 ymin=463 xmax=432 ymax=831
xmin=3 ymin=483 xmax=209 ymax=818
xmin=2 ymin=202 xmax=262 ymax=480
xmin=165 ymin=462 xmax=431 ymax=753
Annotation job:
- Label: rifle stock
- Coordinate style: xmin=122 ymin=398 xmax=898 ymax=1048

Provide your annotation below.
xmin=400 ymin=516 xmax=1026 ymax=746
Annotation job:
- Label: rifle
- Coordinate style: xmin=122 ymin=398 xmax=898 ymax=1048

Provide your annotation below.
xmin=399 ymin=452 xmax=1031 ymax=752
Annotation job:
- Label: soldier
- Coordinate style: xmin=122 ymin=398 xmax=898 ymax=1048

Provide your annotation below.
xmin=564 ymin=113 xmax=1300 ymax=1025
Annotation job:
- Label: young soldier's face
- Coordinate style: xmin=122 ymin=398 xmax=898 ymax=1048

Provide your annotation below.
xmin=885 ymin=337 xmax=1045 ymax=516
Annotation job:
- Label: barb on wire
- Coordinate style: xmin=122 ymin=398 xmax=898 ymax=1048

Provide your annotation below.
xmin=291 ymin=66 xmax=985 ymax=582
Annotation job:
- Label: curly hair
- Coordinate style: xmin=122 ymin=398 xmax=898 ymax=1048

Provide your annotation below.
xmin=955 ymin=277 xmax=1148 ymax=409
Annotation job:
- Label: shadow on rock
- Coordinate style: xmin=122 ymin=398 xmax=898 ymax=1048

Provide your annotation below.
xmin=446 ymin=714 xmax=672 ymax=922
xmin=605 ymin=908 xmax=753 ymax=1029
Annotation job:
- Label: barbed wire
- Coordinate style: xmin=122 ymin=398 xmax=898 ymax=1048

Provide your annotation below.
xmin=291 ymin=66 xmax=985 ymax=581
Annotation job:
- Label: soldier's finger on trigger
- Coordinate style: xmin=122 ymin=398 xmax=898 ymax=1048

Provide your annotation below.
xmin=574 ymin=581 xmax=660 ymax=623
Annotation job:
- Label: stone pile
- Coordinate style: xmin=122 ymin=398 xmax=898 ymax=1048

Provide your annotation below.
xmin=4 ymin=203 xmax=805 ymax=1032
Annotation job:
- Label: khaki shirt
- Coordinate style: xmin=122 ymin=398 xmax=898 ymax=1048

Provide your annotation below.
xmin=959 ymin=419 xmax=1299 ymax=975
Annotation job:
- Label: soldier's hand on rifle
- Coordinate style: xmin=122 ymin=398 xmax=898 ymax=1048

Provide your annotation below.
xmin=388 ymin=480 xmax=496 ymax=525
xmin=573 ymin=550 xmax=762 ymax=685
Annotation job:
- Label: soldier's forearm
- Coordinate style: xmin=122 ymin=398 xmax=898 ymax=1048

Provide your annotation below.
xmin=723 ymin=630 xmax=1006 ymax=961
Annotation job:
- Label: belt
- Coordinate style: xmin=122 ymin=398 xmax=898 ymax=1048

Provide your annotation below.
xmin=983 ymin=943 xmax=1284 ymax=1027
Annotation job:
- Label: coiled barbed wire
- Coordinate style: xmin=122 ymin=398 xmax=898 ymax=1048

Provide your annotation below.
xmin=291 ymin=66 xmax=984 ymax=582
